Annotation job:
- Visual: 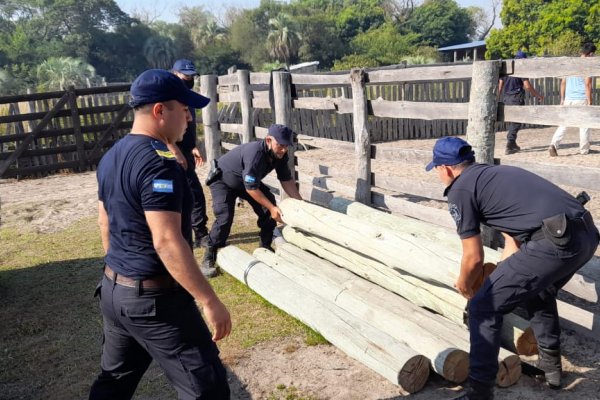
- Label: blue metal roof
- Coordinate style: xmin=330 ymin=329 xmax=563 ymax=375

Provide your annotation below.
xmin=438 ymin=41 xmax=486 ymax=52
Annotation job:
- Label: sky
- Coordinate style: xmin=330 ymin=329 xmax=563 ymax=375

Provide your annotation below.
xmin=114 ymin=0 xmax=501 ymax=28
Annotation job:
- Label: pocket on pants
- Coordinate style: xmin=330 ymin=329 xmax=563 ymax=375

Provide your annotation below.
xmin=120 ymin=298 xmax=157 ymax=318
xmin=177 ymin=347 xmax=221 ymax=395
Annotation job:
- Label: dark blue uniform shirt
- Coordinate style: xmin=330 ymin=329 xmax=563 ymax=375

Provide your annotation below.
xmin=444 ymin=164 xmax=584 ymax=241
xmin=502 ymin=76 xmax=525 ymax=95
xmin=217 ymin=140 xmax=292 ymax=191
xmin=97 ymin=134 xmax=192 ymax=278
xmin=176 ymin=108 xmax=197 ymax=152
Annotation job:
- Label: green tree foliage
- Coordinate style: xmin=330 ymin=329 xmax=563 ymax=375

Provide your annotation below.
xmin=36 ymin=57 xmax=97 ymax=91
xmin=486 ymin=0 xmax=600 ymax=59
xmin=407 ymin=0 xmax=475 ymax=47
xmin=335 ymin=0 xmax=386 ymax=40
xmin=349 ymin=23 xmax=419 ymax=66
xmin=267 ymin=13 xmax=302 ymax=66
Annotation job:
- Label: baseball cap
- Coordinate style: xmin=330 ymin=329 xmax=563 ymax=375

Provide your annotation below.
xmin=515 ymin=50 xmax=527 ymax=59
xmin=172 ymin=59 xmax=198 ymax=76
xmin=425 ymin=137 xmax=475 ymax=171
xmin=129 ymin=69 xmax=209 ymax=109
xmin=268 ymin=124 xmax=295 ymax=146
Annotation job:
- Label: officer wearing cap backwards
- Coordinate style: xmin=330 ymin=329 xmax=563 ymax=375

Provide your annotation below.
xmin=91 ymin=69 xmax=231 ymax=399
xmin=427 ymin=137 xmax=599 ymax=400
xmin=201 ymin=124 xmax=302 ymax=277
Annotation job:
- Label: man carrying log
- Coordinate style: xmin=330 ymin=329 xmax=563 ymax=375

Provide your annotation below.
xmin=426 ymin=136 xmax=599 ymax=399
xmin=201 ymin=124 xmax=302 ymax=277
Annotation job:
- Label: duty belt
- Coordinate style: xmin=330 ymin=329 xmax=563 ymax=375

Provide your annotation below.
xmin=104 ymin=265 xmax=179 ymax=289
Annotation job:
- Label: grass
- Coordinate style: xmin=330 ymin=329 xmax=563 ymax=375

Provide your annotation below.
xmin=0 ymin=202 xmax=327 ymax=399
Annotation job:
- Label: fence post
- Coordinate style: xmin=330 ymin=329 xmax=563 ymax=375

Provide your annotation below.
xmin=272 ymin=71 xmax=295 ymax=199
xmin=350 ymin=68 xmax=371 ymax=205
xmin=237 ymin=70 xmax=254 ymax=144
xmin=67 ymin=86 xmax=86 ymax=171
xmin=200 ymin=74 xmax=220 ymax=164
xmin=466 ymin=60 xmax=501 ymax=166
xmin=466 ymin=60 xmax=502 ymax=249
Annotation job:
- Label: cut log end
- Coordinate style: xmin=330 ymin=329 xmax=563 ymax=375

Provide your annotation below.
xmin=441 ymin=349 xmax=469 ymax=383
xmin=515 ymin=327 xmax=538 ymax=356
xmin=496 ymin=354 xmax=522 ymax=388
xmin=398 ymin=355 xmax=430 ymax=393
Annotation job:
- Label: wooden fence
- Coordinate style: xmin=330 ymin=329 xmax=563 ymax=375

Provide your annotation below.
xmin=0 ymin=85 xmax=132 ymax=178
xmin=200 ymin=57 xmax=600 ymax=240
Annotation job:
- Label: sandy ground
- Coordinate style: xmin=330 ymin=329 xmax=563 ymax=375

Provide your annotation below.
xmin=1 ymin=126 xmax=600 ymax=399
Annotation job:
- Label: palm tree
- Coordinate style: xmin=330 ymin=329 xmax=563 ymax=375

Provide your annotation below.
xmin=192 ymin=20 xmax=227 ymax=49
xmin=266 ymin=13 xmax=301 ymax=67
xmin=36 ymin=57 xmax=97 ymax=91
xmin=143 ymin=35 xmax=176 ymax=69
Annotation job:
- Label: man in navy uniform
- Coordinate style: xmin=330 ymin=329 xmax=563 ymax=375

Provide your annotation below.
xmin=91 ymin=69 xmax=231 ymax=399
xmin=426 ymin=137 xmax=599 ymax=399
xmin=166 ymin=59 xmax=209 ymax=248
xmin=201 ymin=124 xmax=302 ymax=277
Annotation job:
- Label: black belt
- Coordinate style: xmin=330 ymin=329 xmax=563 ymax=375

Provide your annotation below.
xmin=104 ymin=265 xmax=179 ymax=289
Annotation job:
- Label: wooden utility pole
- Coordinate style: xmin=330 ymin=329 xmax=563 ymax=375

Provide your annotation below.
xmin=200 ymin=74 xmax=220 ymax=164
xmin=350 ymin=68 xmax=371 ymax=204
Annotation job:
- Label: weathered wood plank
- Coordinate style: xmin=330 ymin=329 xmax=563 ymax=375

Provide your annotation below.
xmin=368 ymin=64 xmax=473 ymax=84
xmin=292 ymin=97 xmax=354 ymax=113
xmin=510 ymin=57 xmax=600 ymax=79
xmin=370 ymin=99 xmax=468 ymax=120
xmin=350 ymin=69 xmax=371 ymax=204
xmin=291 ymin=73 xmax=350 ymax=86
xmin=500 ymin=105 xmax=600 ymax=129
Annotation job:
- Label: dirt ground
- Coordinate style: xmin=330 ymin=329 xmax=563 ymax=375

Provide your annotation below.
xmin=1 ymin=126 xmax=600 ymax=399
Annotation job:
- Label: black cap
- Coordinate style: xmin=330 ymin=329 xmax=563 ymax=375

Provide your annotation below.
xmin=268 ymin=124 xmax=294 ymax=146
xmin=129 ymin=69 xmax=209 ymax=109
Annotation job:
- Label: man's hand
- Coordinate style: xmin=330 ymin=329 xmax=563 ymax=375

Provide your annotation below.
xmin=455 ymin=276 xmax=474 ymax=300
xmin=192 ymin=147 xmax=204 ymax=167
xmin=269 ymin=206 xmax=284 ymax=224
xmin=202 ymin=297 xmax=232 ymax=341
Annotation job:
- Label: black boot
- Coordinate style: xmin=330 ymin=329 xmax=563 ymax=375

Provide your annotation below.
xmin=535 ymin=347 xmax=562 ymax=389
xmin=452 ymin=378 xmax=494 ymax=400
xmin=505 ymin=142 xmax=521 ymax=155
xmin=201 ymin=246 xmax=219 ymax=278
xmin=193 ymin=229 xmax=209 ymax=248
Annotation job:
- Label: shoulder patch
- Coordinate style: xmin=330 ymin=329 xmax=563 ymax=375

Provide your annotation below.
xmin=244 ymin=175 xmax=256 ymax=184
xmin=448 ymin=203 xmax=461 ymax=226
xmin=153 ymin=179 xmax=174 ymax=193
xmin=151 ymin=140 xmax=176 ymax=160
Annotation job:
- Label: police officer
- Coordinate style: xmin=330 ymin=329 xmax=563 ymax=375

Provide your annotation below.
xmin=426 ymin=137 xmax=599 ymax=400
xmin=201 ymin=124 xmax=302 ymax=277
xmin=498 ymin=50 xmax=544 ymax=155
xmin=90 ymin=69 xmax=232 ymax=400
xmin=166 ymin=59 xmax=209 ymax=248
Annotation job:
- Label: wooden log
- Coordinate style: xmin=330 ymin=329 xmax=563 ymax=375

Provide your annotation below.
xmin=281 ymin=225 xmax=534 ymax=358
xmin=333 ymin=198 xmax=600 ymax=305
xmin=272 ymin=71 xmax=296 ymax=198
xmin=269 ymin=243 xmax=522 ymax=387
xmin=217 ymin=246 xmax=430 ymax=392
xmin=350 ymin=68 xmax=371 ymax=204
xmin=253 ymin=247 xmax=469 ymax=382
xmin=200 ymin=74 xmax=220 ymax=164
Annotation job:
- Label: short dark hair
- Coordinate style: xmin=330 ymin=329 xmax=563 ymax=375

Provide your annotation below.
xmin=582 ymin=42 xmax=596 ymax=56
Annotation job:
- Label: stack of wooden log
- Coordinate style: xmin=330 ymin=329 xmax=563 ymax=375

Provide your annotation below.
xmin=217 ymin=198 xmax=600 ymax=393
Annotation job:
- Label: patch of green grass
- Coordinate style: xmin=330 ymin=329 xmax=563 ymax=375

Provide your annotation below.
xmin=0 ymin=205 xmax=326 ymax=399
xmin=266 ymin=384 xmax=320 ymax=400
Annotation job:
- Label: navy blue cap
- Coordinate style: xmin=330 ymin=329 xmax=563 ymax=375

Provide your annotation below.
xmin=268 ymin=124 xmax=295 ymax=146
xmin=515 ymin=50 xmax=527 ymax=59
xmin=129 ymin=69 xmax=209 ymax=109
xmin=425 ymin=137 xmax=475 ymax=171
xmin=172 ymin=59 xmax=198 ymax=76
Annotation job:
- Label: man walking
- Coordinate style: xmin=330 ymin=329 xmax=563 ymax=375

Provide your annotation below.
xmin=549 ymin=42 xmax=596 ymax=156
xmin=498 ymin=50 xmax=544 ymax=155
xmin=90 ymin=69 xmax=231 ymax=399
xmin=167 ymin=59 xmax=210 ymax=247
xmin=426 ymin=136 xmax=599 ymax=400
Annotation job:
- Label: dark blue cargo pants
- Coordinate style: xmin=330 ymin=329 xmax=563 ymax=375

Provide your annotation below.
xmin=183 ymin=152 xmax=208 ymax=238
xmin=503 ymin=92 xmax=525 ymax=144
xmin=207 ymin=179 xmax=277 ymax=249
xmin=468 ymin=213 xmax=599 ymax=383
xmin=89 ymin=274 xmax=230 ymax=400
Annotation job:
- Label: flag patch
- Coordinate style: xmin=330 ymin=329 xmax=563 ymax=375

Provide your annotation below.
xmin=244 ymin=175 xmax=256 ymax=183
xmin=153 ymin=179 xmax=174 ymax=193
